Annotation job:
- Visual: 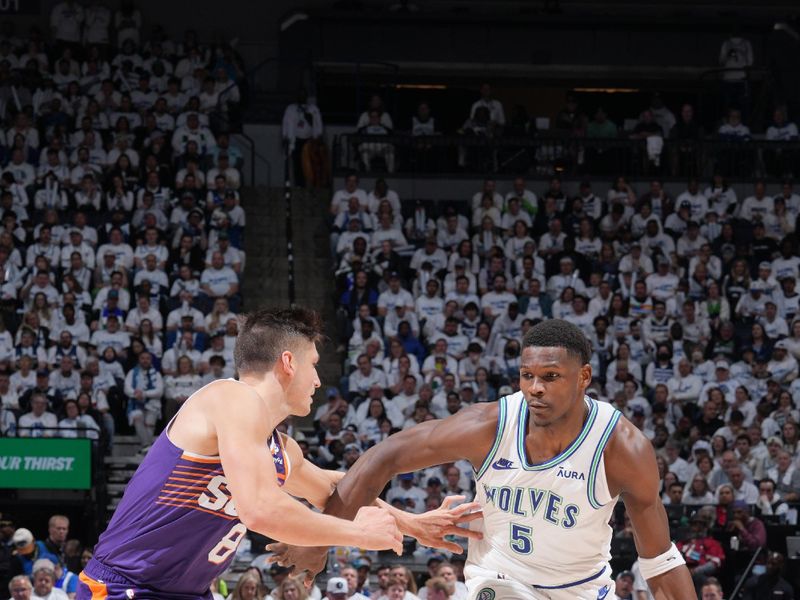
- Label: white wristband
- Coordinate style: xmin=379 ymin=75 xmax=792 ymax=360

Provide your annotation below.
xmin=638 ymin=543 xmax=686 ymax=580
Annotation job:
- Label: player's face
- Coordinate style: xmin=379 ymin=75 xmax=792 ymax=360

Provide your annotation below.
xmin=285 ymin=341 xmax=321 ymax=416
xmin=519 ymin=346 xmax=591 ymax=427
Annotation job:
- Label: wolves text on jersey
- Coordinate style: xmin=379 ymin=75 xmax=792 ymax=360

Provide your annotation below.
xmin=483 ymin=484 xmax=580 ymax=529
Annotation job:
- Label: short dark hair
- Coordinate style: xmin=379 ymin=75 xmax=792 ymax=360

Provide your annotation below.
xmin=233 ymin=307 xmax=323 ymax=374
xmin=522 ymin=319 xmax=592 ymax=365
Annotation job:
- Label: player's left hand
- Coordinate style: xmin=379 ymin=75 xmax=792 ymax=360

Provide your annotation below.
xmin=265 ymin=543 xmax=327 ymax=590
xmin=399 ymin=495 xmax=483 ymax=554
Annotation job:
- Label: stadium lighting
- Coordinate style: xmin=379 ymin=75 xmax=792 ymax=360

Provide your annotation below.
xmin=280 ymin=12 xmax=309 ymax=32
xmin=774 ymin=22 xmax=800 ymax=41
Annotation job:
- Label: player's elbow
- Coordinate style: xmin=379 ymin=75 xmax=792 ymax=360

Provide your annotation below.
xmin=236 ymin=500 xmax=275 ymax=532
xmin=236 ymin=507 xmax=262 ymax=531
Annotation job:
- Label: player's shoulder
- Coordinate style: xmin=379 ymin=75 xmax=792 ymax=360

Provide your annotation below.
xmin=448 ymin=397 xmax=502 ymax=431
xmin=192 ymin=378 xmax=263 ymax=412
xmin=605 ymin=412 xmax=648 ymax=453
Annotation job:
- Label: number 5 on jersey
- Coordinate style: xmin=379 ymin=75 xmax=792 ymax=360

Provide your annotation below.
xmin=509 ymin=523 xmax=533 ymax=554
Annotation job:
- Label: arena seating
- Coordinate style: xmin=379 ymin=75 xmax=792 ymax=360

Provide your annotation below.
xmin=0 ymin=6 xmax=247 ymax=598
xmin=313 ymin=87 xmax=800 ymax=598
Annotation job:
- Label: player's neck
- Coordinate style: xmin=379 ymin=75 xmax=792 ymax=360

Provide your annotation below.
xmin=238 ymin=373 xmax=292 ymax=424
xmin=527 ymin=399 xmax=589 ymax=459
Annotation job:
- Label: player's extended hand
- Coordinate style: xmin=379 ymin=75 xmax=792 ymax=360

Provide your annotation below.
xmin=398 ymin=495 xmax=483 ymax=554
xmin=265 ymin=543 xmax=327 ymax=590
xmin=353 ymin=505 xmax=404 ymax=554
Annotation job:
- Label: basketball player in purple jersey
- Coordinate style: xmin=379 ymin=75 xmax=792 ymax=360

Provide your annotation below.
xmin=77 ymin=308 xmax=479 ymax=600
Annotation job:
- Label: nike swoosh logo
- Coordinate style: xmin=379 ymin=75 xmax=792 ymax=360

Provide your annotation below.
xmin=597 ymin=586 xmax=610 ymax=600
xmin=492 ymin=459 xmax=515 ymax=470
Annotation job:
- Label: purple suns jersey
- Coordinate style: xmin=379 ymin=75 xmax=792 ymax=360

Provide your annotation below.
xmin=86 ymin=427 xmax=290 ymax=596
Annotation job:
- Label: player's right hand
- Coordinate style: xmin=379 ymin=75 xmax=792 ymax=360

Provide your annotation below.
xmin=266 ymin=543 xmax=327 ymax=590
xmin=353 ymin=505 xmax=404 ymax=555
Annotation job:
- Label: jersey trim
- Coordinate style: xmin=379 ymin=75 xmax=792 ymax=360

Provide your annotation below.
xmin=78 ymin=571 xmax=108 ymax=599
xmin=587 ymin=409 xmax=622 ymax=509
xmin=517 ymin=397 xmax=598 ymax=471
xmin=474 ymin=397 xmax=507 ymax=480
xmin=179 ymin=452 xmax=222 ymax=463
xmin=532 ymin=565 xmax=607 ymax=589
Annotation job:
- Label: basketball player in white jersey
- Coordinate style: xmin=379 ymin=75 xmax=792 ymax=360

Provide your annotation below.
xmin=271 ymin=319 xmax=694 ymax=599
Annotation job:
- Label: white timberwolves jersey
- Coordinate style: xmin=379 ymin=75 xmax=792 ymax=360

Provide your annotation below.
xmin=466 ymin=392 xmax=622 ymax=589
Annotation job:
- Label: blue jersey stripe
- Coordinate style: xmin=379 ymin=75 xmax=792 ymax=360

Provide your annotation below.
xmin=474 ymin=396 xmax=507 ymax=480
xmin=517 ymin=397 xmax=598 ymax=471
xmin=532 ymin=565 xmax=607 ymax=589
xmin=587 ymin=410 xmax=622 ymax=509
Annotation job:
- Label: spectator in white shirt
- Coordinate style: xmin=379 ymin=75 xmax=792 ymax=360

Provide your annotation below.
xmin=470 ymin=83 xmax=505 ymax=127
xmin=739 ymin=180 xmax=774 ymax=222
xmin=4 ymin=148 xmax=35 ymax=188
xmin=667 ymin=358 xmax=704 ymax=406
xmin=282 ymin=89 xmax=323 ymax=186
xmin=162 ymin=332 xmax=203 ymax=376
xmin=50 ymin=1 xmax=84 ymax=46
xmin=356 ymin=94 xmax=393 ymax=130
xmin=124 ymin=351 xmax=164 ymax=446
xmin=125 ymin=295 xmax=163 ymax=333
xmin=718 ymin=108 xmax=751 ymax=140
xmin=330 ymin=172 xmax=368 ymax=215
xmin=18 ymin=393 xmax=58 ymax=437
xmin=58 ymin=398 xmax=100 ymax=440
xmin=675 ymin=178 xmax=708 ymax=221
xmin=200 ymin=251 xmax=239 ymax=306
xmin=164 ymin=356 xmax=202 ymax=420
xmin=348 ymin=353 xmax=387 ymax=401
xmin=546 ymin=256 xmax=585 ymax=300
xmin=766 ymin=107 xmax=799 ymax=141
xmin=480 ymin=274 xmax=517 ymax=321
xmin=377 ymin=273 xmax=414 ymax=317
xmin=171 ymin=112 xmax=216 ymax=156
xmin=676 ymin=221 xmax=708 ymax=260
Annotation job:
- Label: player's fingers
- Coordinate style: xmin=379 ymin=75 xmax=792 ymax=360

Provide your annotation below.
xmin=451 ymin=501 xmax=481 ymax=515
xmin=265 ymin=543 xmax=284 ymax=556
xmin=445 ymin=525 xmax=483 ymax=539
xmin=426 ymin=538 xmax=466 ymax=553
xmin=440 ymin=495 xmax=463 ymax=509
xmin=455 ymin=510 xmax=484 ymax=524
xmin=440 ymin=541 xmax=466 ymax=554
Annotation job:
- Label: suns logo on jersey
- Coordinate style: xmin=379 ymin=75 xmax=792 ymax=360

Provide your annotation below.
xmin=198 ymin=476 xmax=238 ymax=517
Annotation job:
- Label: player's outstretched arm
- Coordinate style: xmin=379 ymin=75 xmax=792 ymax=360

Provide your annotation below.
xmin=268 ymin=403 xmax=496 ymax=584
xmin=329 ymin=401 xmax=496 ymax=518
xmin=278 ymin=434 xmax=482 ymax=549
xmin=605 ymin=417 xmax=695 ymax=600
xmin=212 ymin=382 xmax=402 ymax=552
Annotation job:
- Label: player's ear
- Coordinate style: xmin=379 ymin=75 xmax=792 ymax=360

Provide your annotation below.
xmin=580 ymin=363 xmax=592 ymax=389
xmin=280 ymin=350 xmax=295 ymax=376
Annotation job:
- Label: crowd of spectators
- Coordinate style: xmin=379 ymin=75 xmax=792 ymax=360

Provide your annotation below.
xmin=313 ymin=151 xmax=800 ymax=597
xmin=340 ymin=79 xmax=798 ymax=179
xmin=0 ymin=4 xmax=247 ymax=451
xmin=0 ymin=5 xmax=248 ymax=595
